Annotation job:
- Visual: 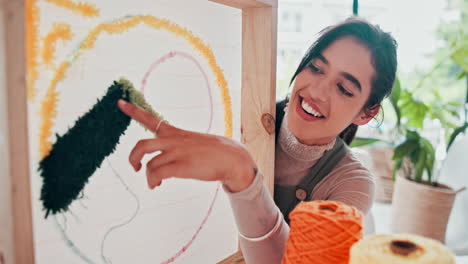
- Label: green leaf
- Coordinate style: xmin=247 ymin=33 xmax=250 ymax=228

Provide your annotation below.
xmin=407 ymin=103 xmax=429 ymax=128
xmin=399 ymin=91 xmax=429 ymax=129
xmin=429 ymin=104 xmax=460 ymax=130
xmin=456 ymin=71 xmax=467 ymax=80
xmin=350 ymin=137 xmax=381 ymax=148
xmin=391 ymin=130 xmax=436 ymax=184
xmin=390 ymin=78 xmax=402 ymax=126
xmin=447 ymin=123 xmax=468 ymax=151
xmin=431 ymin=101 xmax=460 ymax=118
xmin=392 ymin=138 xmax=418 ymax=161
xmin=406 ymin=130 xmax=421 ymax=141
xmin=392 ymin=158 xmax=403 ymax=181
xmin=421 ymin=137 xmax=435 ymax=182
xmin=413 ymin=150 xmax=426 ymax=183
xmin=451 ymin=45 xmax=468 ymax=72
xmin=448 ymin=101 xmax=462 ymax=108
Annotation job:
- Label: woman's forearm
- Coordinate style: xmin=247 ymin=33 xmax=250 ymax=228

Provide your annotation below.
xmin=224 ymin=170 xmax=289 ymax=264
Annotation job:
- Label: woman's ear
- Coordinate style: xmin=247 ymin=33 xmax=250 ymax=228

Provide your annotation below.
xmin=353 ymin=105 xmax=380 ymax=125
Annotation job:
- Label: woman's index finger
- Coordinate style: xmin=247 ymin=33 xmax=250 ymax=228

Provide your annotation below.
xmin=117 ymin=99 xmax=161 ymax=133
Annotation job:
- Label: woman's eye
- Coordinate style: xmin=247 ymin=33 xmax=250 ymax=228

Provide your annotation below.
xmin=338 ymin=84 xmax=353 ymax=97
xmin=308 ymin=64 xmax=321 ymax=73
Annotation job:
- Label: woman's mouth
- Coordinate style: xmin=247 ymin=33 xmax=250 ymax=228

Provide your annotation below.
xmin=296 ymin=96 xmax=325 ymax=121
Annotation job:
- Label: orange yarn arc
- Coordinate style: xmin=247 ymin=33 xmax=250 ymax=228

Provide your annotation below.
xmin=282 ymin=200 xmax=363 ymax=264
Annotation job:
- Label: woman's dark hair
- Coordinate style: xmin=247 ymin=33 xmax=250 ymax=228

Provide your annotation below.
xmin=290 ymin=17 xmax=398 ymax=145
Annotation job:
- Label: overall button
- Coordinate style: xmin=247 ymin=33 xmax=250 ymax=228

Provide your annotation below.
xmin=295 ymin=188 xmax=308 ymax=201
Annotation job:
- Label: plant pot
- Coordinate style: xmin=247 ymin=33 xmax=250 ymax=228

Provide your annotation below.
xmin=365 ymin=147 xmax=412 ymax=203
xmin=391 ymin=176 xmax=458 ymax=243
xmin=375 ymin=175 xmax=394 ymax=203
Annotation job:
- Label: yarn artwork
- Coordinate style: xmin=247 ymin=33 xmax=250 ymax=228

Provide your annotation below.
xmin=26 ymin=0 xmax=99 ymax=101
xmin=38 ymin=14 xmax=233 ymax=159
xmin=42 ymin=23 xmax=73 ymax=67
xmin=141 ymin=51 xmax=215 ymax=132
xmin=28 ymin=1 xmax=241 ymax=263
xmin=282 ymin=200 xmax=363 ymax=264
xmin=44 ymin=0 xmax=100 ymax=17
xmin=25 ymin=0 xmax=41 ymax=100
xmin=349 ymin=233 xmax=456 ymax=264
xmin=39 ymin=78 xmax=163 ymax=217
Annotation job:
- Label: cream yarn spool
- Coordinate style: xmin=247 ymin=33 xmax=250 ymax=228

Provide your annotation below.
xmin=349 ymin=233 xmax=455 ymax=264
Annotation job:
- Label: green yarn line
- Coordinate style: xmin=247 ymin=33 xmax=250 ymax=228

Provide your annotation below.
xmin=39 ymin=78 xmax=162 ymax=218
xmin=118 ymin=77 xmax=163 ymax=120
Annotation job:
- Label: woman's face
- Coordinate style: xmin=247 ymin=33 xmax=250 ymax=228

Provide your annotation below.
xmin=287 ymin=36 xmax=376 ymax=145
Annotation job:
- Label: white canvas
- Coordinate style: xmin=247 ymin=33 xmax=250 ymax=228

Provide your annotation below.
xmin=27 ymin=1 xmax=242 ymax=263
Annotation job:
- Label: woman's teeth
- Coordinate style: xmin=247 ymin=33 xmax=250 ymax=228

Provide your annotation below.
xmin=301 ymin=99 xmax=324 ymax=118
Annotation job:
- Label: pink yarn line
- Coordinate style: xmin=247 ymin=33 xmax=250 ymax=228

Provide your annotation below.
xmin=141 ymin=51 xmax=219 ymax=263
xmin=160 ymin=184 xmax=220 ymax=264
xmin=141 ymin=51 xmax=214 ymax=133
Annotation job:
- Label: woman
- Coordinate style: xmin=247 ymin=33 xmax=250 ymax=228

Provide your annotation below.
xmin=117 ymin=17 xmax=397 ymax=263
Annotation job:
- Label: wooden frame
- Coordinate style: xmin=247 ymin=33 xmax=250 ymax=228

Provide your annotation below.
xmin=1 ymin=0 xmax=35 ymax=263
xmin=0 ymin=0 xmax=277 ymax=263
xmin=210 ymin=1 xmax=277 ymax=263
xmin=210 ymin=0 xmax=277 ymax=195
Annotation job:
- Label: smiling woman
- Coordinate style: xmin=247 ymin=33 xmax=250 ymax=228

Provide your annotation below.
xmin=287 ymin=18 xmax=397 ymax=146
xmin=273 ymin=17 xmax=397 ymax=229
xmin=118 ymin=17 xmax=398 ymax=264
xmin=288 ymin=37 xmax=376 ymax=146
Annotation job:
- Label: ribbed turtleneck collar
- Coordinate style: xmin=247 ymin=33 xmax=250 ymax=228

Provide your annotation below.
xmin=278 ymin=112 xmax=336 ymax=161
xmin=274 ymin=112 xmax=337 ymax=186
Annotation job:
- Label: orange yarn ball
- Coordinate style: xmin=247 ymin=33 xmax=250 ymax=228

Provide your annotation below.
xmin=282 ymin=200 xmax=363 ymax=264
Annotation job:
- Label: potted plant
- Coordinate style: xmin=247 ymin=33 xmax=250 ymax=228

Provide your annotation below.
xmin=352 ymin=13 xmax=468 ymax=206
xmin=388 ymin=8 xmax=468 ymax=241
xmin=353 ymin=76 xmax=466 ymax=242
xmin=352 ymin=76 xmax=466 ymax=242
xmin=389 ymin=82 xmax=467 ymax=243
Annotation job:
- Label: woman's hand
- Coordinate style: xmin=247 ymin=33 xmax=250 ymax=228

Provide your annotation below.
xmin=117 ymin=99 xmax=257 ymax=192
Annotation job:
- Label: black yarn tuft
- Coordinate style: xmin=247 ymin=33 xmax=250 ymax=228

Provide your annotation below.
xmin=39 ymin=80 xmax=132 ymax=218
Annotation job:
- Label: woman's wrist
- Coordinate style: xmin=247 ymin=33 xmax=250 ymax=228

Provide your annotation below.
xmin=223 ymin=161 xmax=257 ymax=193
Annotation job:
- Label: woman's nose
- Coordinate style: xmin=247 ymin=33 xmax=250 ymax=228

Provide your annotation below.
xmin=308 ymin=79 xmax=330 ymax=102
